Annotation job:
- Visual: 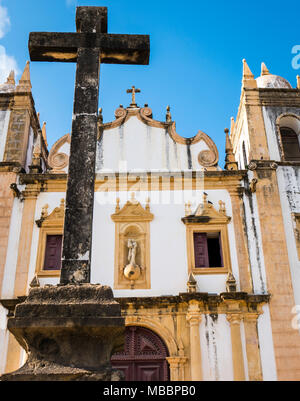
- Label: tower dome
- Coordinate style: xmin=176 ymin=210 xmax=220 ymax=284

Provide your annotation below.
xmin=256 ymin=74 xmax=292 ymax=89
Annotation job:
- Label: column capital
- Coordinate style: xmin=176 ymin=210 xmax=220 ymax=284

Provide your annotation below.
xmin=166 ymin=356 xmax=187 ymax=366
xmin=243 ymin=312 xmax=261 ymax=323
xmin=22 ymin=183 xmax=42 ymax=199
xmin=226 ymin=313 xmax=243 ymax=325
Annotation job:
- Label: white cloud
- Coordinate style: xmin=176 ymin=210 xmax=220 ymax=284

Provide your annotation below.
xmin=0 ymin=45 xmax=19 ymax=84
xmin=0 ymin=4 xmax=10 ymax=39
xmin=0 ymin=3 xmax=19 ymax=84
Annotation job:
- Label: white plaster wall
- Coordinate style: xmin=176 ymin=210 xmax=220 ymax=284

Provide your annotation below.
xmin=258 ymin=304 xmax=277 ymax=381
xmin=24 ymin=127 xmax=34 ymax=173
xmin=27 ymin=188 xmax=240 ymax=296
xmin=1 ymin=197 xmax=23 ymax=298
xmin=0 ymin=305 xmax=9 ymax=374
xmin=91 ymin=188 xmax=240 ymax=297
xmin=243 ymin=171 xmax=268 ymax=294
xmin=96 ymin=116 xmax=211 ymax=173
xmin=200 ymin=313 xmax=234 ymax=381
xmin=276 ymin=166 xmax=300 ymax=308
xmin=0 ymin=110 xmax=10 ymax=161
xmin=262 ymin=107 xmax=281 ymax=161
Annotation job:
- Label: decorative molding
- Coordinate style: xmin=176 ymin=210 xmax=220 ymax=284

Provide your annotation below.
xmin=111 ymin=194 xmax=153 ymax=290
xmin=48 ymin=133 xmax=71 ymax=173
xmin=35 ymin=199 xmax=65 ymax=277
xmin=98 ymin=105 xmax=219 ymax=167
xmin=182 ymin=193 xmax=232 ymax=275
xmin=182 ymin=193 xmax=231 ymax=225
xmin=248 ymin=160 xmax=278 ymax=171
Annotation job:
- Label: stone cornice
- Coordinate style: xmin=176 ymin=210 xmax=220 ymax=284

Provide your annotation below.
xmin=243 ymin=87 xmax=300 ymax=107
xmin=17 ymin=170 xmax=247 ymax=194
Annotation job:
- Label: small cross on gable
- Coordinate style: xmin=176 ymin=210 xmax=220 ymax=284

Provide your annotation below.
xmin=126 ymin=86 xmax=141 ymax=107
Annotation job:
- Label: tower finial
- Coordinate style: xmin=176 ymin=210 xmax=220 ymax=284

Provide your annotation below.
xmin=242 ymin=59 xmax=257 ymax=89
xmin=17 ymin=61 xmax=32 ymax=91
xmin=5 ymin=70 xmax=15 ymax=85
xmin=42 ymin=122 xmax=48 ymax=147
xmin=230 ymin=117 xmax=235 ymax=136
xmin=261 ymin=62 xmax=270 ymax=76
xmin=224 ymin=128 xmax=238 ymax=171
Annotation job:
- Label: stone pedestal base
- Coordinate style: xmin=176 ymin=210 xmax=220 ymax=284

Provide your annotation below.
xmin=1 ymin=284 xmax=125 ymax=381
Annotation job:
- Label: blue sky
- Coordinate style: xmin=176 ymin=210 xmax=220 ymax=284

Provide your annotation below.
xmin=0 ymin=0 xmax=300 ymax=165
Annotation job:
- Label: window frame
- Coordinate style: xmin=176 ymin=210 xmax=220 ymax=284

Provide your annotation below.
xmin=185 ymin=223 xmax=231 ymax=275
xmin=35 ymin=201 xmax=64 ymax=277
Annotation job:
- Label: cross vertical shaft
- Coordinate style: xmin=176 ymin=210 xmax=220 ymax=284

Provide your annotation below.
xmin=60 ymin=46 xmax=100 ymax=284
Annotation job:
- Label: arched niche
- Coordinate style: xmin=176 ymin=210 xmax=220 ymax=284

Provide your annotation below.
xmin=276 ymin=114 xmax=300 ymax=161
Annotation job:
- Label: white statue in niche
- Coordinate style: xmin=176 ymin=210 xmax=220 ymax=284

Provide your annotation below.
xmin=127 ymin=239 xmax=137 ymax=265
xmin=124 ymin=239 xmax=141 ymax=287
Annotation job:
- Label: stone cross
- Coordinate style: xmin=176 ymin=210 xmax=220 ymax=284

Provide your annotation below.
xmin=29 ymin=7 xmax=150 ymax=284
xmin=126 ymin=85 xmax=141 ymax=107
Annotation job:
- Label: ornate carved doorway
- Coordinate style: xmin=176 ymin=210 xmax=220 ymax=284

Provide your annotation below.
xmin=111 ymin=326 xmax=170 ymax=381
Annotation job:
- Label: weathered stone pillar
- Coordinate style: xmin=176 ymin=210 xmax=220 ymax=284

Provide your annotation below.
xmin=186 ymin=301 xmax=202 ymax=381
xmin=243 ymin=312 xmax=263 ymax=381
xmin=60 ymin=46 xmax=100 ymax=285
xmin=226 ymin=313 xmax=245 ymax=381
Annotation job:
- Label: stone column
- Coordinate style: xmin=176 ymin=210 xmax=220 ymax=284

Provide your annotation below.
xmin=227 ymin=313 xmax=245 ymax=381
xmin=244 ymin=313 xmax=262 ymax=381
xmin=186 ymin=301 xmax=202 ymax=381
xmin=166 ymin=357 xmax=187 ymax=381
xmin=166 ymin=357 xmax=179 ymax=381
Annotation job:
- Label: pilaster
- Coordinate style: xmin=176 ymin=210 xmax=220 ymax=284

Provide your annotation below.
xmin=226 ymin=312 xmax=245 ymax=381
xmin=243 ymin=312 xmax=263 ymax=381
xmin=186 ymin=300 xmax=202 ymax=381
xmin=229 ymin=189 xmax=253 ymax=292
xmin=13 ymin=183 xmax=40 ymax=297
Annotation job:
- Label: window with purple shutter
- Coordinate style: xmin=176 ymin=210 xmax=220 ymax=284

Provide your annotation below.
xmin=193 ymin=232 xmax=209 ymax=268
xmin=193 ymin=232 xmax=223 ymax=268
xmin=43 ymin=234 xmax=62 ymax=270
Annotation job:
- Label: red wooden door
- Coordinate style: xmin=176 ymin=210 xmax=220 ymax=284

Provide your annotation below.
xmin=111 ymin=326 xmax=169 ymax=381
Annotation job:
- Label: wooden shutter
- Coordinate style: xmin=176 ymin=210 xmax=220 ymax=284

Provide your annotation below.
xmin=43 ymin=235 xmax=62 ymax=270
xmin=218 ymin=233 xmax=224 ymax=267
xmin=193 ymin=232 xmax=209 ymax=268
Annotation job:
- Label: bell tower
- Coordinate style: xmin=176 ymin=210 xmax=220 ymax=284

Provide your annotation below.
xmin=229 ymin=59 xmax=300 ymax=380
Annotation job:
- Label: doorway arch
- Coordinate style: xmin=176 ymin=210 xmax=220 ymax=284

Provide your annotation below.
xmin=111 ymin=326 xmax=170 ymax=381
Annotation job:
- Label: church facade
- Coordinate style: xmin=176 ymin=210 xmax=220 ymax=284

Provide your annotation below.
xmin=1 ymin=59 xmax=300 ymax=381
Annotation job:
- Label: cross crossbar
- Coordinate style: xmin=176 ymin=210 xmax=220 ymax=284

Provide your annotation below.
xmin=29 ymin=32 xmax=150 ymax=64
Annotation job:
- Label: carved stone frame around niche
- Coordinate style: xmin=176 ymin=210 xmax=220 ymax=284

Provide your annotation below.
xmin=35 ymin=199 xmax=64 ymax=277
xmin=111 ymin=196 xmax=154 ymax=289
xmin=182 ymin=194 xmax=232 ymax=275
